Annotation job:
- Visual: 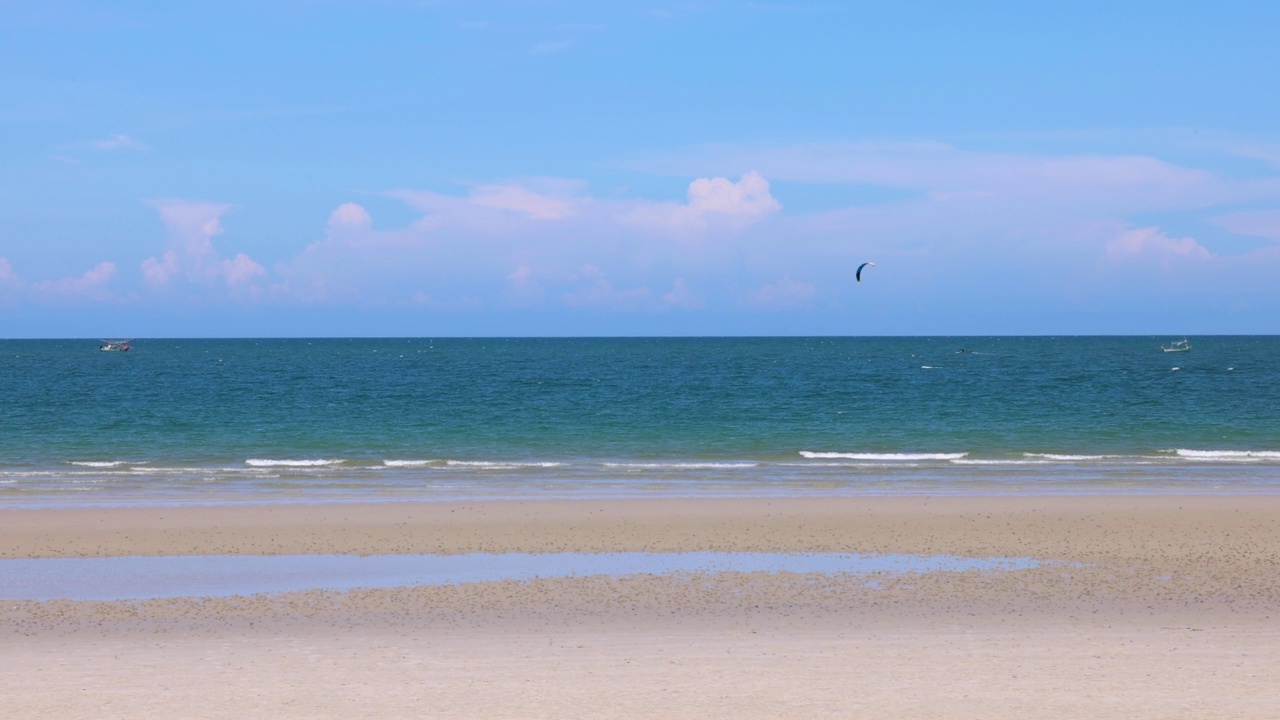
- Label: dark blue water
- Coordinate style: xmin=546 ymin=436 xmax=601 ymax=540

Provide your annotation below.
xmin=2 ymin=337 xmax=1277 ymax=503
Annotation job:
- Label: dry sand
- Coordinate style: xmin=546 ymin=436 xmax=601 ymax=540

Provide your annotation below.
xmin=2 ymin=495 xmax=1278 ymax=718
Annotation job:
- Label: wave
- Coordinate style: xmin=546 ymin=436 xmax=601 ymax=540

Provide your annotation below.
xmin=777 ymin=462 xmax=923 ymax=468
xmin=1174 ymin=450 xmax=1280 ymax=461
xmin=951 ymin=459 xmax=1055 ymax=466
xmin=602 ymin=462 xmax=760 ymax=469
xmin=67 ymin=461 xmax=138 ymax=467
xmin=800 ymin=451 xmax=968 ymax=461
xmin=382 ymin=460 xmax=440 ymax=467
xmin=244 ymin=459 xmax=345 ymax=467
xmin=1023 ymin=453 xmax=1134 ymax=461
xmin=444 ymin=461 xmax=566 ymax=468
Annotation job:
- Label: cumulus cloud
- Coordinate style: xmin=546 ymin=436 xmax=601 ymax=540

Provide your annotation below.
xmin=140 ymin=251 xmax=180 ymax=286
xmin=140 ymin=200 xmax=265 ymax=292
xmin=0 ymin=257 xmax=19 ymax=305
xmin=128 ymin=142 xmax=1278 ymax=321
xmin=30 ymin=262 xmax=117 ymax=301
xmin=271 ymin=202 xmax=408 ymax=303
xmin=561 ymin=264 xmax=653 ymax=309
xmin=687 ymin=172 xmax=781 ymax=215
xmin=0 ymin=257 xmax=17 ymax=285
xmin=662 ymin=278 xmax=703 ymax=309
xmin=223 ymin=253 xmax=267 ymax=286
xmin=275 ymin=173 xmax=777 ymax=309
xmin=503 ymin=265 xmax=545 ymax=306
xmin=623 ymin=171 xmax=781 ymax=235
xmin=1106 ymin=227 xmax=1213 ymax=264
xmin=328 ymin=202 xmax=373 ymax=231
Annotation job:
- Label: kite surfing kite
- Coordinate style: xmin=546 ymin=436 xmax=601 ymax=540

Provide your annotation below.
xmin=855 ymin=261 xmax=876 ymax=284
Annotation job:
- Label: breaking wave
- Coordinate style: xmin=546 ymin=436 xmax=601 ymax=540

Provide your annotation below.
xmin=800 ymin=451 xmax=968 ymax=461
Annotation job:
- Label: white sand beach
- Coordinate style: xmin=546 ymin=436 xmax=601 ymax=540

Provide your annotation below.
xmin=2 ymin=495 xmax=1278 ymax=718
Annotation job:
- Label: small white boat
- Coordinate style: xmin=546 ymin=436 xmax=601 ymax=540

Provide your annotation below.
xmin=1161 ymin=338 xmax=1191 ymax=353
xmin=99 ymin=339 xmax=132 ymax=352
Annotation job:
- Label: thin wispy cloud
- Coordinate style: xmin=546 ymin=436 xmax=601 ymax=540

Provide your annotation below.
xmin=1212 ymin=209 xmax=1280 ymax=242
xmin=88 ymin=134 xmax=150 ymax=152
xmin=748 ymin=275 xmax=818 ymax=309
xmin=531 ymin=40 xmax=574 ymax=55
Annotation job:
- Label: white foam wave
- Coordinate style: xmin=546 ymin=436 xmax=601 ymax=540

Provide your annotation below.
xmin=68 ymin=461 xmax=135 ymax=467
xmin=1174 ymin=450 xmax=1280 ymax=461
xmin=777 ymin=462 xmax=923 ymax=469
xmin=1024 ymin=453 xmax=1132 ymax=461
xmin=602 ymin=462 xmax=759 ymax=469
xmin=951 ymin=459 xmax=1054 ymax=466
xmin=244 ymin=459 xmax=345 ymax=467
xmin=800 ymin=451 xmax=968 ymax=461
xmin=383 ymin=460 xmax=439 ymax=467
xmin=445 ymin=461 xmax=566 ymax=468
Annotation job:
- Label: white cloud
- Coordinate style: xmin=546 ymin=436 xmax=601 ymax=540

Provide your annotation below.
xmin=687 ymin=172 xmax=781 ymax=216
xmin=748 ymin=275 xmax=818 ymax=309
xmin=140 ymin=251 xmax=180 ymax=286
xmin=1106 ymin=227 xmax=1213 ymax=263
xmin=272 ymin=202 xmax=415 ymax=303
xmin=30 ymin=261 xmax=117 ymax=300
xmin=0 ymin=257 xmax=19 ymax=305
xmin=146 ymin=142 xmax=1280 ymax=320
xmin=640 ymin=142 xmax=1280 ymax=218
xmin=409 ymin=291 xmax=484 ymax=309
xmin=391 ymin=179 xmax=586 ymax=231
xmin=141 ymin=200 xmax=265 ymax=292
xmin=503 ymin=264 xmax=545 ymax=306
xmin=561 ymin=264 xmax=653 ymax=309
xmin=222 ymin=253 xmax=267 ymax=286
xmin=89 ymin=134 xmax=149 ymax=152
xmin=1212 ymin=209 xmax=1280 ymax=242
xmin=662 ymin=278 xmax=703 ymax=309
xmin=0 ymin=257 xmax=17 ymax=284
xmin=623 ymin=171 xmax=781 ymax=235
xmin=469 ymin=184 xmax=578 ymax=219
xmin=329 ymin=202 xmax=373 ymax=230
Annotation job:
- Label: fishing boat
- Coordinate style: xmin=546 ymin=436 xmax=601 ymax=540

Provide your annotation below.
xmin=99 ymin=339 xmax=132 ymax=352
xmin=1161 ymin=338 xmax=1191 ymax=353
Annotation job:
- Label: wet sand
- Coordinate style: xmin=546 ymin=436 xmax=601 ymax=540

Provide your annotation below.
xmin=2 ymin=495 xmax=1279 ymax=718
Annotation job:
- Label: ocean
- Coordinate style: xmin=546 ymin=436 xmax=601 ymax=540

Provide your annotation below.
xmin=2 ymin=336 xmax=1278 ymax=505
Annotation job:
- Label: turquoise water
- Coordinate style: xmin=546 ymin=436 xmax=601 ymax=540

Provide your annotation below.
xmin=2 ymin=337 xmax=1278 ymax=503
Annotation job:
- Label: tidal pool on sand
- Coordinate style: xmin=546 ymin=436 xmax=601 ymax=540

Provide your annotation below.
xmin=0 ymin=552 xmax=1044 ymax=601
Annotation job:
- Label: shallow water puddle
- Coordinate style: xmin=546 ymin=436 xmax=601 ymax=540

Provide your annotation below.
xmin=0 ymin=552 xmax=1041 ymax=601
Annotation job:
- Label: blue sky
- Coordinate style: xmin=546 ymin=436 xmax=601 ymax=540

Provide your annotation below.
xmin=3 ymin=0 xmax=1280 ymax=337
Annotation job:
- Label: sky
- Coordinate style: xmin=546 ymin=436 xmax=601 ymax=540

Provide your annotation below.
xmin=3 ymin=0 xmax=1280 ymax=337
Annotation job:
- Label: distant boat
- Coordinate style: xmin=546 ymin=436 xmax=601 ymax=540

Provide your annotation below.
xmin=1161 ymin=338 xmax=1191 ymax=353
xmin=99 ymin=339 xmax=132 ymax=352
